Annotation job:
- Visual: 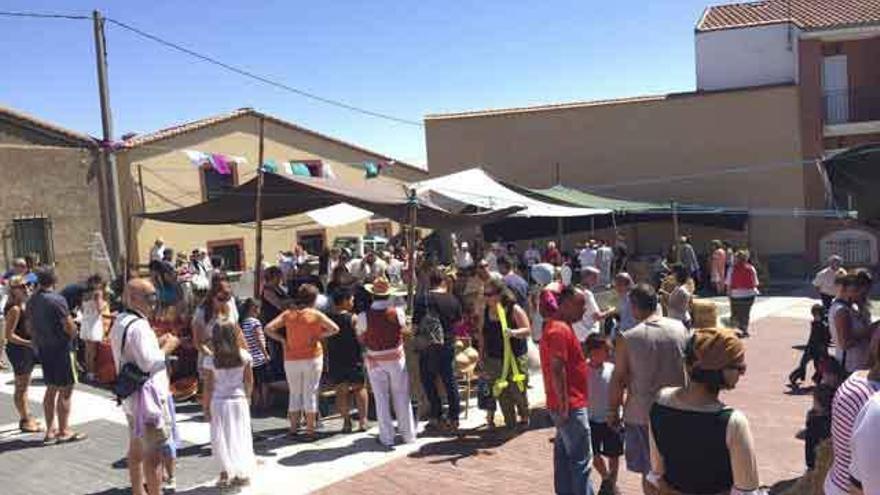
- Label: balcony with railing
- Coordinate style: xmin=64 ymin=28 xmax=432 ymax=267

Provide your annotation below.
xmin=824 ymin=87 xmax=880 ymax=126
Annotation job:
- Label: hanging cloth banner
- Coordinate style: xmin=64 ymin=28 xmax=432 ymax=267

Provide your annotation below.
xmin=183 ymin=150 xmax=211 ymax=168
xmin=289 ymin=161 xmax=312 ymax=177
xmin=262 ymin=158 xmax=278 ymax=173
xmin=183 ymin=150 xmax=247 ymax=174
xmin=492 ymin=303 xmax=527 ymax=398
xmin=210 ymin=153 xmax=232 ymax=175
xmin=364 ymin=161 xmax=380 ymax=179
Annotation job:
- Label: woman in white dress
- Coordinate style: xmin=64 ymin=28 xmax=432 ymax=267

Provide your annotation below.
xmin=80 ymin=280 xmax=108 ymax=382
xmin=203 ymin=322 xmax=256 ymax=488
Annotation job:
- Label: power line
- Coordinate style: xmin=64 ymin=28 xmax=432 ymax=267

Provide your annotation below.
xmin=0 ymin=10 xmax=89 ymax=20
xmin=0 ymin=10 xmax=424 ymax=127
xmin=104 ymin=17 xmax=424 ymax=127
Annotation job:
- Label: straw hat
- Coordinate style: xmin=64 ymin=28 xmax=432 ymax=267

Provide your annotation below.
xmin=364 ymin=277 xmax=406 ymax=297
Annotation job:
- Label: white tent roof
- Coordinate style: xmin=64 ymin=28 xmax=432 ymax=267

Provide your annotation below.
xmin=413 ymin=168 xmax=611 ymax=218
xmin=305 ymin=203 xmax=374 ymax=228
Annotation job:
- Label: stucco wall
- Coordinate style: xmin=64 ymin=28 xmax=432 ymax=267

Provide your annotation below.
xmin=696 ymin=24 xmax=800 ymax=91
xmin=118 ymin=114 xmax=425 ymax=269
xmin=0 ymin=143 xmax=102 ymax=285
xmin=425 ymin=85 xmax=806 ymax=255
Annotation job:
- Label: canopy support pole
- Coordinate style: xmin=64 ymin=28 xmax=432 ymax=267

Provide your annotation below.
xmin=557 ymin=217 xmax=564 ymax=253
xmin=253 ymin=117 xmax=265 ymax=299
xmin=406 ymin=188 xmax=418 ymax=315
xmin=671 ymin=200 xmax=680 ymax=263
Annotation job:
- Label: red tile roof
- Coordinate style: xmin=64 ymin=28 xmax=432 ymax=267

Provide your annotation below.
xmin=697 ymin=0 xmax=880 ymax=32
xmin=0 ymin=104 xmax=96 ymax=146
xmin=121 ymin=108 xmax=424 ymax=173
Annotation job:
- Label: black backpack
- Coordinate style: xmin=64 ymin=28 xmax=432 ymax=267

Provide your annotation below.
xmin=113 ymin=315 xmax=150 ymax=405
xmin=413 ymin=293 xmax=445 ymax=351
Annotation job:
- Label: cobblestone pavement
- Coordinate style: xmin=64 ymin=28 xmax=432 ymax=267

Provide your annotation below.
xmin=0 ymin=296 xmax=816 ymax=494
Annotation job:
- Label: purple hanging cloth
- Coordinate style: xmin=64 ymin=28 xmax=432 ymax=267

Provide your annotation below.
xmin=209 ymin=153 xmax=232 ymax=175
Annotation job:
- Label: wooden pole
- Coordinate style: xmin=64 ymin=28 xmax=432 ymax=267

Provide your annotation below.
xmin=406 ymin=188 xmax=418 ymax=315
xmin=136 ymin=164 xmax=146 ymax=208
xmin=93 ymin=10 xmax=127 ymax=278
xmin=555 ymin=162 xmax=564 ymax=250
xmin=253 ymin=117 xmax=265 ymax=299
xmin=671 ymin=200 xmax=681 ymax=263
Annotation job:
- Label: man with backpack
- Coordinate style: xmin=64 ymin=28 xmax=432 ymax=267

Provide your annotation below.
xmin=110 ymin=278 xmax=179 ymax=495
xmin=413 ymin=268 xmax=463 ymax=431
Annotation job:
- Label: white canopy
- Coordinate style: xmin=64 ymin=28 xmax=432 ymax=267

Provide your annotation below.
xmin=414 ymin=168 xmax=611 ymax=218
xmin=305 ymin=203 xmax=374 ymax=227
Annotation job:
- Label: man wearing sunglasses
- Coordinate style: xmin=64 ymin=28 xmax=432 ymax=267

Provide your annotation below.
xmin=111 ymin=278 xmax=180 ymax=495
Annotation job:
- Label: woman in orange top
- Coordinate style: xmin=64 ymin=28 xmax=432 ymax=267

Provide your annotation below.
xmin=266 ymin=284 xmax=338 ymax=438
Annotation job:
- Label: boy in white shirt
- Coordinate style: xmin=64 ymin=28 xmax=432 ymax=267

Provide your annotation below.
xmin=586 ymin=333 xmax=623 ymax=495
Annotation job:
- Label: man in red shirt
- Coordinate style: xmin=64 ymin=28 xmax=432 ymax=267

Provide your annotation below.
xmin=540 ymin=285 xmax=593 ymax=495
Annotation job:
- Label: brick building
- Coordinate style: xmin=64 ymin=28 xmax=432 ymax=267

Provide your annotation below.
xmin=425 ymin=0 xmax=880 ymax=272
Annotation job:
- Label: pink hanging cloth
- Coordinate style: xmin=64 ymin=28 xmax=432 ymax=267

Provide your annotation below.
xmin=210 ymin=153 xmax=232 ymax=175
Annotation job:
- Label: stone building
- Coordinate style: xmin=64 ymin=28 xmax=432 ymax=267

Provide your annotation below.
xmin=0 ymin=106 xmax=108 ymax=284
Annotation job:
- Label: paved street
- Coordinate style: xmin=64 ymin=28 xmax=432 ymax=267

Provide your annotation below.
xmin=0 ymin=296 xmax=816 ymax=494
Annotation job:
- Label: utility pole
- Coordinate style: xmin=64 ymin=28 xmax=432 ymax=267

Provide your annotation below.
xmin=93 ymin=10 xmax=127 ymax=277
xmin=254 ymin=117 xmax=266 ymax=299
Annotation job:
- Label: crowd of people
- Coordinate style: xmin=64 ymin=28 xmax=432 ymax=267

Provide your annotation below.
xmin=1 ymin=233 xmax=878 ymax=495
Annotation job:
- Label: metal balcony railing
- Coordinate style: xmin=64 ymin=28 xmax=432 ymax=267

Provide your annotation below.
xmin=824 ymin=87 xmax=880 ymax=125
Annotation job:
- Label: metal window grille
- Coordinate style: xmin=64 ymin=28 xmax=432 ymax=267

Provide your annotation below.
xmin=209 ymin=243 xmax=243 ymax=272
xmin=11 ymin=216 xmax=54 ymax=266
xmin=825 ymin=238 xmax=873 ymax=266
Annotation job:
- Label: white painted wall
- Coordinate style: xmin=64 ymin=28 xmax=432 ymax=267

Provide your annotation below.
xmin=696 ymin=24 xmax=800 ymax=91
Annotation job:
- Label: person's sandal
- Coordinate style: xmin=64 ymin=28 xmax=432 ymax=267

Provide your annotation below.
xmin=57 ymin=431 xmax=87 ymax=443
xmin=19 ymin=417 xmax=44 ymax=433
xmin=342 ymin=419 xmax=353 ymax=434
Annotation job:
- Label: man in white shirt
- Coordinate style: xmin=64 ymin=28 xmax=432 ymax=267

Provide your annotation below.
xmin=149 ymin=238 xmax=166 ymax=263
xmin=574 ymin=267 xmax=613 ymax=342
xmin=455 ymin=242 xmax=475 ymax=269
xmin=850 ymin=392 xmax=880 ymax=495
xmin=813 ymin=255 xmax=846 ymax=312
xmin=483 ymin=243 xmax=500 ymax=273
xmin=596 ymin=240 xmax=615 ymax=287
xmin=110 ymin=279 xmax=179 ymax=495
xmin=355 ymin=279 xmax=415 ymax=446
xmin=578 ymin=241 xmax=597 ymax=272
xmin=348 ymin=251 xmax=388 ymax=282
xmin=523 ymin=242 xmax=542 ymax=268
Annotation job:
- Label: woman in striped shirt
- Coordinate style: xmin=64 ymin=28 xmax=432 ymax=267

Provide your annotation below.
xmin=239 ymin=298 xmax=270 ymax=411
xmin=824 ymin=334 xmax=880 ymax=495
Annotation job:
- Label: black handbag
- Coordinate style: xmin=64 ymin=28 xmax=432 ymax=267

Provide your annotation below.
xmin=113 ymin=316 xmax=150 ymax=405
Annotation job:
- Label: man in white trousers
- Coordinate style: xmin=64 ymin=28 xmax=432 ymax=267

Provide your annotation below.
xmin=356 ymin=278 xmax=416 ymax=447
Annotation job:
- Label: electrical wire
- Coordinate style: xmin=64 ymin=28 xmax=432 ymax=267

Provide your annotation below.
xmin=104 ymin=17 xmax=424 ymax=127
xmin=0 ymin=10 xmax=423 ymax=127
xmin=0 ymin=11 xmax=89 ymax=20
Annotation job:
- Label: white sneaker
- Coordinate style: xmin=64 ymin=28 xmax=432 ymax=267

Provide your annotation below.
xmin=163 ymin=476 xmax=176 ymax=493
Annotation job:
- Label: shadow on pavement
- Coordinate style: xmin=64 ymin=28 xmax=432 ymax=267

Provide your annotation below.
xmin=407 ymin=431 xmax=514 ymax=466
xmin=87 ymin=487 xmax=222 ymax=495
xmin=767 ymin=476 xmax=800 ymax=494
xmin=784 ymin=385 xmax=814 ymax=396
xmin=278 ymin=436 xmax=393 ymax=467
xmin=0 ymin=437 xmax=46 ymax=454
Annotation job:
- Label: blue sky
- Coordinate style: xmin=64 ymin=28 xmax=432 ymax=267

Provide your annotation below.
xmin=1 ymin=0 xmax=714 ymax=166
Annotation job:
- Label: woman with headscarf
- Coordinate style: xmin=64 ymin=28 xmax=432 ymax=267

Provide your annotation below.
xmin=648 ymin=327 xmax=762 ymax=495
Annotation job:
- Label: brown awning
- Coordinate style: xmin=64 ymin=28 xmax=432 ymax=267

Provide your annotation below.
xmin=137 ymin=172 xmax=521 ymax=229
